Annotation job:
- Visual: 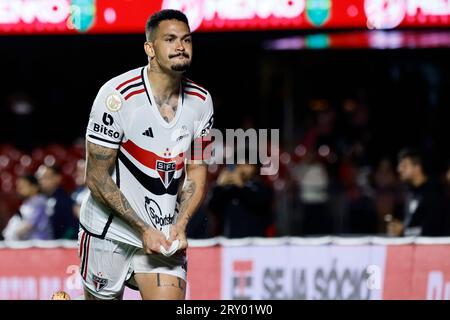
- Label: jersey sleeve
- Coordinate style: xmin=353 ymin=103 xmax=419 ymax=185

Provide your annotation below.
xmin=194 ymin=93 xmax=214 ymax=140
xmin=85 ymin=84 xmax=125 ymax=149
xmin=189 ymin=93 xmax=215 ymax=163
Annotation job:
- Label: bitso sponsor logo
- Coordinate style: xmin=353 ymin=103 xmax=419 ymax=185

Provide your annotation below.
xmin=102 ymin=112 xmax=114 ymax=126
xmin=93 ymin=123 xmax=120 ymax=139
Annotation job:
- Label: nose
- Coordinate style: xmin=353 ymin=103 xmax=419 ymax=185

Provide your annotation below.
xmin=175 ymin=39 xmax=185 ymax=51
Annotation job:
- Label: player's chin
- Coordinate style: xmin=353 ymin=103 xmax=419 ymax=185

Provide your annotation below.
xmin=170 ymin=62 xmax=190 ymax=73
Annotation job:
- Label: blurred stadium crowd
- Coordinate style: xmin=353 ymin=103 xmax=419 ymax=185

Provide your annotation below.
xmin=1 ymin=100 xmax=449 ymax=240
xmin=1 ymin=31 xmax=450 ymax=242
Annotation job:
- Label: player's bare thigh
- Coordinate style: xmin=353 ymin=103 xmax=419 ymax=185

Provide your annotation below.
xmin=133 ymin=273 xmax=186 ymax=300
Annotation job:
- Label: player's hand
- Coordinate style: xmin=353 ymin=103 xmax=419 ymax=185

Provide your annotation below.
xmin=217 ymin=170 xmax=244 ymax=187
xmin=217 ymin=169 xmax=233 ymax=186
xmin=142 ymin=227 xmax=171 ymax=254
xmin=387 ymin=219 xmax=404 ymax=237
xmin=169 ymin=224 xmax=188 ymax=251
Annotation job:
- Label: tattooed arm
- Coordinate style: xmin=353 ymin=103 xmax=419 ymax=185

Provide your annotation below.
xmin=170 ymin=163 xmax=208 ymax=249
xmin=85 ymin=141 xmax=170 ymax=253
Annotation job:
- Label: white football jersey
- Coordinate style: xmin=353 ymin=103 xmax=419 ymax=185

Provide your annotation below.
xmin=80 ymin=66 xmax=214 ymax=247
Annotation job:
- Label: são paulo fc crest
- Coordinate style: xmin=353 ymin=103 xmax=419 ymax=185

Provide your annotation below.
xmin=156 ymin=160 xmax=176 ymax=188
xmin=92 ymin=272 xmax=108 ymax=292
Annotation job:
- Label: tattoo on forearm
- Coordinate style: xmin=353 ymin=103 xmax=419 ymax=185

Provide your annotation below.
xmin=86 ymin=142 xmax=147 ymax=234
xmin=177 ymin=179 xmax=197 ymax=226
xmin=179 ymin=180 xmax=196 ymax=213
xmin=93 ymin=153 xmax=113 ymax=161
xmin=120 ymin=195 xmax=132 ymax=212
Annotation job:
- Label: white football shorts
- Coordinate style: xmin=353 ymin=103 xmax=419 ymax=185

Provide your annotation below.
xmin=78 ymin=229 xmax=187 ymax=299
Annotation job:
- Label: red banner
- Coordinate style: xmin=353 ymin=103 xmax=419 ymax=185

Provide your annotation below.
xmin=186 ymin=246 xmax=222 ymax=299
xmin=383 ymin=245 xmax=450 ymax=300
xmin=1 ymin=0 xmax=450 ymax=35
xmin=0 ymin=246 xmax=222 ymax=300
xmin=0 ymin=248 xmax=80 ymax=299
xmin=382 ymin=245 xmax=414 ymax=300
xmin=410 ymin=246 xmax=450 ymax=300
xmin=1 ymin=243 xmax=450 ymax=300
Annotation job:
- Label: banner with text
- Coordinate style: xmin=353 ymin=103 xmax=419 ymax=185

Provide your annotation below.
xmin=1 ymin=243 xmax=450 ymax=299
xmin=1 ymin=0 xmax=450 ymax=35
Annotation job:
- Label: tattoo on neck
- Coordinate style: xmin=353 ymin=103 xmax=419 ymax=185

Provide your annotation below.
xmin=155 ymin=96 xmax=170 ymax=108
xmin=149 ymin=64 xmax=163 ymax=73
xmin=154 ymin=95 xmax=177 ymax=123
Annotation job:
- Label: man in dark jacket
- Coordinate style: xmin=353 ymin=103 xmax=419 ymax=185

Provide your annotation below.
xmin=209 ymin=163 xmax=274 ymax=238
xmin=36 ymin=164 xmax=78 ymax=239
xmin=387 ymin=148 xmax=450 ymax=237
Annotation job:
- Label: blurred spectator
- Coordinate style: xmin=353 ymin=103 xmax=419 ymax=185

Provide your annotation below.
xmin=293 ymin=152 xmax=332 ymax=235
xmin=387 ymin=148 xmax=450 ymax=237
xmin=6 ymin=93 xmax=35 ymax=150
xmin=373 ymin=158 xmax=403 ymax=233
xmin=208 ymin=163 xmax=274 ymax=238
xmin=71 ymin=159 xmax=88 ymax=219
xmin=341 ymin=162 xmax=378 ymax=235
xmin=2 ymin=175 xmax=52 ymax=240
xmin=36 ymin=164 xmax=78 ymax=239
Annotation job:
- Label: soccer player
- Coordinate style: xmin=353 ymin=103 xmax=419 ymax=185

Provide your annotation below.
xmin=79 ymin=9 xmax=214 ymax=300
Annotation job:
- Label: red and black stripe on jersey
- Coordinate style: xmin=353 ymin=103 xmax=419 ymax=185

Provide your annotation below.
xmin=118 ymin=150 xmax=182 ymax=196
xmin=182 ymin=78 xmax=207 ymax=101
xmin=116 ymin=74 xmax=145 ymax=100
xmin=121 ymin=140 xmax=184 ymax=171
xmin=119 ymin=140 xmax=184 ymax=195
xmin=184 ymin=77 xmax=207 ymax=90
xmin=79 ymin=230 xmax=91 ymax=280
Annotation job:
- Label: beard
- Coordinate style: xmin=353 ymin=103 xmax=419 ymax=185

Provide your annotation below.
xmin=168 ymin=52 xmax=191 ymax=72
xmin=171 ymin=61 xmax=190 ymax=72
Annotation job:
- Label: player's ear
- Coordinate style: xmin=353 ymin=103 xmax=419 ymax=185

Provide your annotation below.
xmin=144 ymin=41 xmax=155 ymax=59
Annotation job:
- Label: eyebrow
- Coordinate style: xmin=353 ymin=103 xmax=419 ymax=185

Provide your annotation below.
xmin=163 ymin=33 xmax=192 ymax=38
